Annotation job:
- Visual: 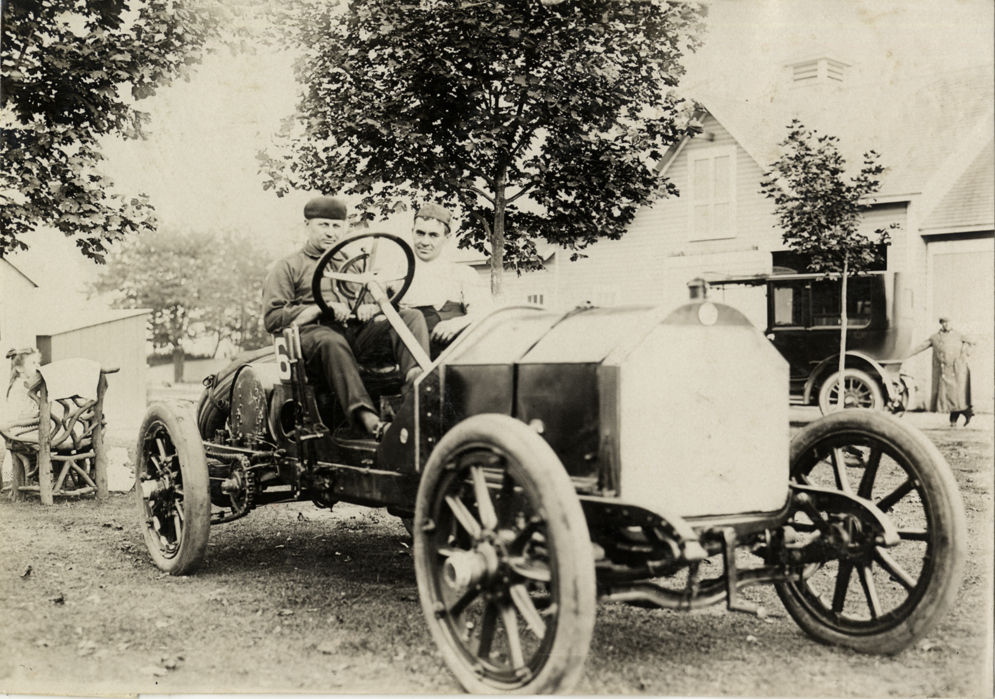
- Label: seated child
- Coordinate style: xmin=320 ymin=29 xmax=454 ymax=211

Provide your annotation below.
xmin=1 ymin=348 xmax=43 ymax=489
xmin=1 ymin=347 xmax=43 ymax=440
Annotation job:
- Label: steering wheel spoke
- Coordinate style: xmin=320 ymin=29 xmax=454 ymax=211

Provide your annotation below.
xmin=312 ymin=233 xmax=416 ymax=316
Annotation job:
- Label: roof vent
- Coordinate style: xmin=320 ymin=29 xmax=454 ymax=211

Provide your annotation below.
xmin=786 ymin=57 xmax=850 ymax=87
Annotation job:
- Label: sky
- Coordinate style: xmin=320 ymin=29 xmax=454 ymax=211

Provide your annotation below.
xmin=13 ymin=0 xmax=994 ymax=289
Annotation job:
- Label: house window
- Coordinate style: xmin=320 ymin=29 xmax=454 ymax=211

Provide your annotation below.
xmin=527 ymin=293 xmax=545 ymax=306
xmin=688 ymin=145 xmax=736 ymax=241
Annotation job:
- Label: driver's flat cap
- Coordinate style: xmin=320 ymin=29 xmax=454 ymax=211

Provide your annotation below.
xmin=304 ymin=196 xmax=348 ymax=220
xmin=415 ymin=203 xmax=452 ymax=228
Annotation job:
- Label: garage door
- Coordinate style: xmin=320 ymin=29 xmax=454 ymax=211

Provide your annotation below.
xmin=930 ymin=237 xmax=994 ymax=411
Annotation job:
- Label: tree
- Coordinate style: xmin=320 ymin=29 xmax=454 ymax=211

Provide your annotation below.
xmin=92 ymin=228 xmax=271 ymax=383
xmin=1 ymin=0 xmax=243 ymax=262
xmin=760 ymin=119 xmax=897 ymax=410
xmin=262 ymin=0 xmax=704 ymax=297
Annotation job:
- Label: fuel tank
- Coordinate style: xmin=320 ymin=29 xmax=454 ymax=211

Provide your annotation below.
xmin=424 ymin=301 xmax=790 ymax=519
xmin=229 ymin=362 xmax=282 ymax=447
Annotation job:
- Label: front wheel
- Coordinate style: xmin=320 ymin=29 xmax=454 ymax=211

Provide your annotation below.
xmin=136 ymin=403 xmax=211 ymax=575
xmin=775 ymin=410 xmax=966 ymax=653
xmin=413 ymin=414 xmax=596 ymax=694
xmin=819 ymin=368 xmax=884 ymax=414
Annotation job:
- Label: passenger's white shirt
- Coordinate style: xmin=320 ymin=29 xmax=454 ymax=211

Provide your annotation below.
xmin=402 ymin=257 xmax=491 ymax=317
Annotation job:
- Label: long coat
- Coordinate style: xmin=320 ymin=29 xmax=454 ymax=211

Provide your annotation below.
xmin=911 ymin=330 xmax=973 ymax=412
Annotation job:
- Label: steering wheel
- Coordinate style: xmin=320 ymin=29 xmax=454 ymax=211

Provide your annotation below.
xmin=311 ymin=232 xmax=416 ymax=320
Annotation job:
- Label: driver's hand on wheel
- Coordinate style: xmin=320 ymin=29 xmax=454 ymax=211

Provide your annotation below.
xmin=292 ymin=304 xmax=323 ymax=327
xmin=327 ymin=302 xmax=352 ymax=323
xmin=356 ymin=304 xmax=381 ymax=323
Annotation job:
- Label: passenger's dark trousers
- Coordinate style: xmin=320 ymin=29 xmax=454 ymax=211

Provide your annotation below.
xmin=415 ymin=301 xmax=466 ymax=359
xmin=298 ymin=309 xmax=429 ymax=424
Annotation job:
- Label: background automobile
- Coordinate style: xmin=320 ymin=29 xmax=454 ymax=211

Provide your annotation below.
xmin=708 ymin=271 xmax=915 ymax=414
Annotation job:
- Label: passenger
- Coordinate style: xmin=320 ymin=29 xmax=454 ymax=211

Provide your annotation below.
xmin=262 ymin=196 xmax=429 ymax=437
xmin=399 ymin=203 xmax=492 ymax=358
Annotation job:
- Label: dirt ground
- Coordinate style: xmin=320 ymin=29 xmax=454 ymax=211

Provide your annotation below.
xmin=0 ymin=408 xmax=991 ymax=697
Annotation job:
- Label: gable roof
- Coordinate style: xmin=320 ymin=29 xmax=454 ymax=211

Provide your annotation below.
xmin=666 ymin=64 xmax=994 ymax=204
xmin=36 ymin=307 xmax=151 ymax=337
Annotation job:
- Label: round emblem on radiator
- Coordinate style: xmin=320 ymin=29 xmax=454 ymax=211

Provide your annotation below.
xmin=698 ymin=302 xmax=719 ymax=326
xmin=399 ymin=428 xmax=409 ymax=444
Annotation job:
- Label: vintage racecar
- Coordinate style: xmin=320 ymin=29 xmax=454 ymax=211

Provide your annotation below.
xmin=136 ymin=232 xmax=966 ymax=694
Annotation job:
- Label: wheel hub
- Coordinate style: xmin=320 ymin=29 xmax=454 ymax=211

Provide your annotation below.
xmin=443 ymin=543 xmax=500 ymax=590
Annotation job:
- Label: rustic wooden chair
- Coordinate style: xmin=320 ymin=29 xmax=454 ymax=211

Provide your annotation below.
xmin=1 ymin=363 xmax=119 ymax=505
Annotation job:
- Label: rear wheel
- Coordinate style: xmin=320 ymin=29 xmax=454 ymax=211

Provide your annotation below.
xmin=776 ymin=410 xmax=966 ymax=653
xmin=413 ymin=414 xmax=596 ymax=694
xmin=819 ymin=369 xmax=883 ymax=414
xmin=136 ymin=403 xmax=211 ymax=575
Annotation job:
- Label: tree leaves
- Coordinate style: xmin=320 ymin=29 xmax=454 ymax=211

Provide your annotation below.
xmin=262 ymin=0 xmax=704 ymax=296
xmin=0 ymin=0 xmax=258 ymax=260
xmin=759 ymin=119 xmax=896 ymax=276
xmin=91 ymin=228 xmax=271 ymax=354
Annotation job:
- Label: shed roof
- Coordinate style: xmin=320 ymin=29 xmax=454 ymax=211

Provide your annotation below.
xmin=36 ymin=307 xmax=151 ymax=337
xmin=0 ymin=259 xmax=39 ymax=288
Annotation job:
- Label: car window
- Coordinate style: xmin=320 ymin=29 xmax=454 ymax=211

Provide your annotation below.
xmin=810 ymin=278 xmax=873 ymax=328
xmin=772 ymin=282 xmax=809 ymax=326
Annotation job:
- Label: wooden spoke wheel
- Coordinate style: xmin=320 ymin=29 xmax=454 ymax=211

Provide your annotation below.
xmin=776 ymin=410 xmax=966 ymax=653
xmin=136 ymin=403 xmax=211 ymax=575
xmin=413 ymin=414 xmax=596 ymax=694
xmin=819 ymin=369 xmax=884 ymax=414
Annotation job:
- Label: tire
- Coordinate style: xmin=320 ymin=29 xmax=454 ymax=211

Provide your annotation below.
xmin=775 ymin=410 xmax=967 ymax=654
xmin=135 ymin=403 xmax=212 ymax=575
xmin=413 ymin=414 xmax=596 ymax=694
xmin=819 ymin=368 xmax=884 ymax=414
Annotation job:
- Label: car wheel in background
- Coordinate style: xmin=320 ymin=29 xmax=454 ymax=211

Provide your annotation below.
xmin=819 ymin=368 xmax=884 ymax=414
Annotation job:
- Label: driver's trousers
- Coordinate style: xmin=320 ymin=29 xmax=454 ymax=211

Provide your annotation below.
xmin=298 ymin=309 xmax=428 ymax=426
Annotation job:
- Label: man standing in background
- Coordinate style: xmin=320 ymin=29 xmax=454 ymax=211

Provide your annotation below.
xmin=909 ymin=316 xmax=975 ymax=426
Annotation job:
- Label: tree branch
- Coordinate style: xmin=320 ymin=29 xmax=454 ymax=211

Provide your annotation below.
xmin=506 ymin=181 xmax=536 ymax=204
xmin=464 ymin=186 xmax=496 ymax=205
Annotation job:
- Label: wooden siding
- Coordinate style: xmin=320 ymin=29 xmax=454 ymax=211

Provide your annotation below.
xmin=922 ymin=139 xmax=995 ymax=233
xmin=0 ymin=261 xmax=42 ymax=356
xmin=37 ymin=314 xmax=149 ymax=435
xmin=482 ymin=112 xmax=908 ymax=327
xmin=544 ymin=113 xmax=781 ymax=313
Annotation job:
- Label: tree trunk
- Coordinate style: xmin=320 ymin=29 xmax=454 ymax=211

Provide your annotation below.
xmin=172 ymin=345 xmax=185 ymax=384
xmin=490 ymin=175 xmax=506 ymax=302
xmin=836 ymin=257 xmax=849 ymax=410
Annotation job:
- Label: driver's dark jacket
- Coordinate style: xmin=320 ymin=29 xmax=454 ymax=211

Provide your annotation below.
xmin=262 ymin=248 xmax=345 ymax=334
xmin=261 ymin=246 xmax=428 ymax=427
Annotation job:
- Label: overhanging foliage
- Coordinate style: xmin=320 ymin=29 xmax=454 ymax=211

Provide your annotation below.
xmin=262 ymin=0 xmax=705 ymax=295
xmin=1 ymin=0 xmax=256 ymax=262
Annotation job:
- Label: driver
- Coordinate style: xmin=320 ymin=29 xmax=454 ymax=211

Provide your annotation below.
xmin=262 ymin=196 xmax=429 ymax=437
